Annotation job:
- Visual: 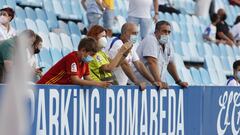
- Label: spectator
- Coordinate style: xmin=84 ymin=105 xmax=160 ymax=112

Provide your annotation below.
xmin=227 ymin=60 xmax=240 ymax=86
xmin=81 ymin=0 xmax=105 ymax=28
xmin=37 ymin=37 xmax=111 ymax=87
xmin=26 ymin=34 xmax=43 ymax=81
xmin=216 ymin=8 xmax=235 ymax=46
xmin=0 ymin=6 xmax=16 ymax=41
xmin=0 ymin=30 xmax=36 ymax=83
xmin=231 ymin=15 xmax=240 ymax=46
xmin=136 ymin=21 xmax=188 ymax=88
xmin=127 ymin=0 xmax=159 ymax=39
xmin=87 ymin=25 xmax=132 ymax=84
xmin=106 ymin=23 xmax=157 ymax=89
xmin=203 ymin=13 xmax=224 ymax=44
xmin=229 ymin=0 xmax=240 ymax=6
xmin=158 ymin=0 xmax=181 ymax=14
xmin=103 ymin=0 xmax=114 ymax=30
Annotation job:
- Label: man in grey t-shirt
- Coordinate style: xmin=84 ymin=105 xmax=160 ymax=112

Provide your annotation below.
xmin=136 ymin=20 xmax=188 ymax=88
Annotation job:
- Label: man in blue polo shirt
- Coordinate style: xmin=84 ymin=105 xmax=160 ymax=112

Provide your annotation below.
xmin=227 ymin=60 xmax=240 ymax=86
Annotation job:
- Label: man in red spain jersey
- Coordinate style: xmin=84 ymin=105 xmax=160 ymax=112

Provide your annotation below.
xmin=37 ymin=37 xmax=121 ymax=87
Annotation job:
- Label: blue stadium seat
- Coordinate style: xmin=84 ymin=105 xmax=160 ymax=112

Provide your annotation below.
xmin=10 ymin=19 xmax=16 ymax=29
xmin=58 ymin=20 xmax=70 ymax=35
xmin=50 ymin=48 xmax=63 ymax=64
xmin=15 ymin=17 xmax=27 ymax=32
xmin=171 ymin=21 xmax=180 ymax=33
xmin=173 ymin=41 xmax=183 ymax=56
xmin=35 ymin=8 xmax=47 ymax=21
xmin=199 ymin=67 xmax=212 ymax=85
xmin=45 ymin=10 xmax=58 ymax=30
xmin=71 ymin=34 xmax=81 ymax=50
xmin=43 ymin=0 xmax=54 ymax=12
xmin=233 ymin=46 xmax=240 ymax=58
xmin=38 ymin=32 xmax=51 ymax=49
xmin=216 ymin=70 xmax=227 ymax=85
xmin=61 ymin=0 xmax=73 ymax=15
xmin=204 ymin=56 xmax=216 ymax=69
xmin=188 ymin=42 xmax=204 ymax=62
xmin=61 ymin=48 xmax=71 ymax=56
xmin=212 ymin=56 xmax=223 ymax=71
xmin=190 ymin=67 xmax=203 ymax=85
xmin=68 ymin=21 xmax=81 ymax=36
xmin=207 ymin=68 xmax=220 ymax=85
xmin=220 ymin=56 xmax=232 ymax=72
xmin=196 ymin=43 xmax=205 ymax=56
xmin=36 ymin=19 xmax=49 ymax=34
xmin=225 ymin=45 xmax=234 ymax=58
xmin=0 ymin=0 xmax=6 ymax=8
xmin=5 ymin=0 xmax=16 ymax=8
xmin=165 ymin=72 xmax=175 ymax=85
xmin=181 ymin=67 xmax=194 ymax=85
xmin=219 ymin=44 xmax=228 ymax=56
xmin=39 ymin=47 xmax=53 ymax=70
xmin=49 ymin=32 xmax=63 ymax=51
xmin=15 ymin=6 xmax=27 ymax=20
xmin=164 ymin=12 xmax=173 ymax=21
xmin=60 ymin=33 xmax=74 ymax=51
xmin=203 ymin=43 xmax=213 ymax=56
xmin=174 ymin=53 xmax=185 ymax=68
xmin=172 ymin=13 xmax=179 ymax=22
xmin=25 ymin=18 xmax=38 ymax=32
xmin=181 ymin=42 xmax=191 ymax=61
xmin=71 ymin=0 xmax=83 ymax=20
xmin=25 ymin=7 xmax=37 ymax=20
xmin=211 ymin=43 xmax=221 ymax=56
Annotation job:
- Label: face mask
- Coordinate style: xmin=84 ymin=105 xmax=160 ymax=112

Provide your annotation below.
xmin=34 ymin=48 xmax=40 ymax=54
xmin=82 ymin=55 xmax=93 ymax=63
xmin=237 ymin=71 xmax=240 ymax=81
xmin=98 ymin=37 xmax=108 ymax=48
xmin=159 ymin=35 xmax=169 ymax=45
xmin=0 ymin=16 xmax=9 ymax=24
xmin=221 ymin=14 xmax=227 ymax=21
xmin=130 ymin=35 xmax=138 ymax=44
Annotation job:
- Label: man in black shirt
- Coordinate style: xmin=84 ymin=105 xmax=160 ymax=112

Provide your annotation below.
xmin=216 ymin=8 xmax=235 ymax=46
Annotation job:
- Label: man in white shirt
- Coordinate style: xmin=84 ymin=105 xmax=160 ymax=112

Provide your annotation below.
xmin=227 ymin=60 xmax=240 ymax=86
xmin=127 ymin=0 xmax=158 ymax=39
xmin=0 ymin=6 xmax=16 ymax=41
xmin=231 ymin=15 xmax=240 ymax=45
xmin=105 ymin=23 xmax=157 ymax=89
xmin=136 ymin=20 xmax=188 ymax=88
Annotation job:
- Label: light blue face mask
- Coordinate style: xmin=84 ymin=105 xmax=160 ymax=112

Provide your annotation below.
xmin=159 ymin=35 xmax=169 ymax=45
xmin=82 ymin=55 xmax=93 ymax=63
xmin=130 ymin=35 xmax=138 ymax=44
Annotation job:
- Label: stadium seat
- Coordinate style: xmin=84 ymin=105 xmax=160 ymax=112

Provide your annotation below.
xmin=35 ymin=8 xmax=47 ymax=21
xmin=50 ymin=48 xmax=63 ymax=64
xmin=203 ymin=43 xmax=213 ymax=56
xmin=61 ymin=0 xmax=73 ymax=15
xmin=181 ymin=67 xmax=194 ymax=85
xmin=25 ymin=18 xmax=38 ymax=32
xmin=196 ymin=43 xmax=205 ymax=56
xmin=43 ymin=0 xmax=54 ymax=12
xmin=71 ymin=34 xmax=81 ymax=50
xmin=188 ymin=42 xmax=204 ymax=62
xmin=173 ymin=41 xmax=183 ymax=56
xmin=232 ymin=46 xmax=240 ymax=59
xmin=225 ymin=45 xmax=234 ymax=58
xmin=171 ymin=21 xmax=180 ymax=33
xmin=58 ymin=20 xmax=71 ymax=35
xmin=5 ymin=0 xmax=16 ymax=8
xmin=15 ymin=18 xmax=27 ymax=32
xmin=39 ymin=47 xmax=53 ymax=71
xmin=207 ymin=68 xmax=220 ymax=85
xmin=49 ymin=32 xmax=63 ymax=51
xmin=60 ymin=33 xmax=74 ymax=51
xmin=61 ymin=48 xmax=71 ymax=56
xmin=174 ymin=53 xmax=185 ymax=68
xmin=71 ymin=0 xmax=83 ymax=20
xmin=216 ymin=70 xmax=227 ymax=85
xmin=219 ymin=44 xmax=228 ymax=56
xmin=36 ymin=19 xmax=49 ymax=34
xmin=211 ymin=43 xmax=221 ymax=56
xmin=165 ymin=72 xmax=176 ymax=85
xmin=15 ymin=6 xmax=27 ymax=20
xmin=204 ymin=56 xmax=216 ymax=69
xmin=172 ymin=13 xmax=179 ymax=22
xmin=212 ymin=56 xmax=224 ymax=71
xmin=190 ymin=67 xmax=203 ymax=85
xmin=45 ymin=10 xmax=58 ymax=30
xmin=25 ymin=7 xmax=37 ymax=20
xmin=181 ymin=42 xmax=191 ymax=61
xmin=199 ymin=67 xmax=212 ymax=85
xmin=38 ymin=32 xmax=51 ymax=49
xmin=0 ymin=0 xmax=7 ymax=8
xmin=68 ymin=21 xmax=81 ymax=36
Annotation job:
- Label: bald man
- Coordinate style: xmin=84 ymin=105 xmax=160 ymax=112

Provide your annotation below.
xmin=105 ymin=23 xmax=157 ymax=90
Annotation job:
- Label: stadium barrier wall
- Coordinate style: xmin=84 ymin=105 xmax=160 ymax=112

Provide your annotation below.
xmin=0 ymin=85 xmax=239 ymax=135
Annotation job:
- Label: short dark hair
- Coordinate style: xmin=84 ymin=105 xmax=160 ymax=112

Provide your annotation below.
xmin=210 ymin=13 xmax=219 ymax=23
xmin=233 ymin=60 xmax=240 ymax=70
xmin=33 ymin=34 xmax=42 ymax=46
xmin=78 ymin=37 xmax=98 ymax=53
xmin=0 ymin=7 xmax=15 ymax=20
xmin=155 ymin=20 xmax=171 ymax=31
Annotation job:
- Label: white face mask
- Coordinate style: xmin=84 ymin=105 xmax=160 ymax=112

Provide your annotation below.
xmin=159 ymin=35 xmax=169 ymax=45
xmin=98 ymin=37 xmax=108 ymax=48
xmin=130 ymin=35 xmax=138 ymax=44
xmin=0 ymin=16 xmax=9 ymax=24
